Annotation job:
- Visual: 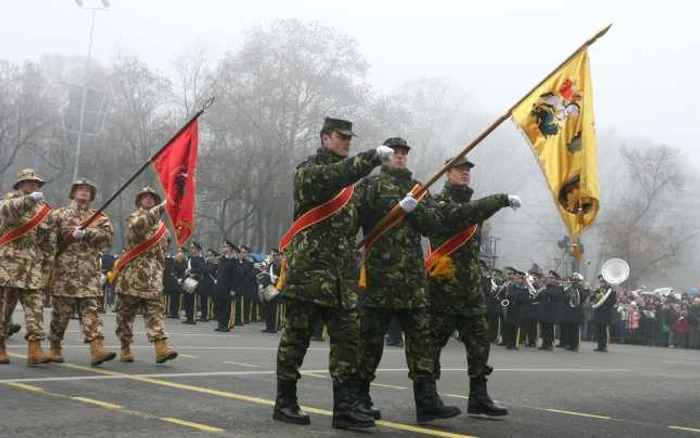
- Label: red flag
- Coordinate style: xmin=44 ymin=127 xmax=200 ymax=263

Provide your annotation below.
xmin=152 ymin=119 xmax=199 ymax=245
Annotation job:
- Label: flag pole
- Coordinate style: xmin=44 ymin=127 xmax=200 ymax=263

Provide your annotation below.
xmin=80 ymin=97 xmax=214 ymax=229
xmin=357 ymin=25 xmax=611 ymax=249
xmin=54 ymin=97 xmax=213 ymax=257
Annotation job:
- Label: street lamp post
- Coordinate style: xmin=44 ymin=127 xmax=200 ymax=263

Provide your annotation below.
xmin=73 ymin=0 xmax=109 ymax=182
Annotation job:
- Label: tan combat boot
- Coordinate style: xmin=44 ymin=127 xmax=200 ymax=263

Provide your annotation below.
xmin=120 ymin=341 xmax=134 ymax=363
xmin=46 ymin=341 xmax=64 ymax=363
xmin=154 ymin=339 xmax=177 ymax=364
xmin=89 ymin=338 xmax=116 ymax=366
xmin=27 ymin=340 xmax=51 ymax=366
xmin=0 ymin=340 xmax=9 ymax=364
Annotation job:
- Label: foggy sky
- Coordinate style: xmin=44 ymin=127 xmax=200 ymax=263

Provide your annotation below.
xmin=3 ymin=0 xmax=699 ymax=166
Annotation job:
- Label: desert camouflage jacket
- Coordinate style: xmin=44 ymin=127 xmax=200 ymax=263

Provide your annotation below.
xmin=0 ymin=191 xmax=55 ymax=290
xmin=51 ymin=201 xmax=113 ymax=297
xmin=115 ymin=206 xmax=168 ymax=299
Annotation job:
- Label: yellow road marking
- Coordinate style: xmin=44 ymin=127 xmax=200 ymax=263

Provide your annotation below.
xmin=375 ymin=419 xmax=474 ymax=438
xmin=160 ymin=417 xmax=225 ymax=433
xmin=544 ymin=408 xmax=611 ymax=420
xmin=5 ymin=382 xmax=44 ymax=392
xmin=670 ymin=426 xmax=700 ymax=433
xmin=300 ymin=372 xmax=331 ymax=380
xmin=72 ymin=396 xmax=123 ymax=410
xmin=45 ymin=359 xmax=477 ymax=437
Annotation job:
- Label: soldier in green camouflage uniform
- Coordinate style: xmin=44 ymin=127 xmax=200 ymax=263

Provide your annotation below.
xmin=115 ymin=187 xmax=177 ymax=364
xmin=274 ymin=117 xmax=392 ymax=430
xmin=355 ymin=137 xmax=461 ymax=424
xmin=429 ymin=156 xmax=520 ymax=416
xmin=0 ymin=169 xmax=54 ymax=366
xmin=47 ymin=179 xmax=116 ymax=367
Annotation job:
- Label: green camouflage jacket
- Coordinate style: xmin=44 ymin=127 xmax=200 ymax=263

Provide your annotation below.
xmin=356 ymin=166 xmax=444 ymax=309
xmin=0 ymin=191 xmax=55 ymax=290
xmin=282 ymin=147 xmax=381 ymax=309
xmin=428 ymin=183 xmax=509 ymax=316
xmin=51 ymin=201 xmax=113 ymax=298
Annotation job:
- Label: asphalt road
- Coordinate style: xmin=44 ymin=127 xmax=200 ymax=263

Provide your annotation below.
xmin=2 ymin=309 xmax=699 ymax=438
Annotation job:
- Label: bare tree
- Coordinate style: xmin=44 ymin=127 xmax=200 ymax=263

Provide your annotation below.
xmin=597 ymin=143 xmax=690 ymax=286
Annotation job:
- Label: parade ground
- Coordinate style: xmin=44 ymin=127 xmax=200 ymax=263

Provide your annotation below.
xmin=2 ymin=309 xmax=699 ymax=438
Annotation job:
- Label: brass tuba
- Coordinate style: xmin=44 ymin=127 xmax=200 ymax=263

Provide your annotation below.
xmin=592 ymin=258 xmax=629 ymax=309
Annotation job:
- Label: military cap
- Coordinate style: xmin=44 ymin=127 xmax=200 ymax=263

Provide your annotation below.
xmin=135 ymin=186 xmax=162 ymax=207
xmin=548 ymin=270 xmax=561 ymax=280
xmin=191 ymin=241 xmax=202 ymax=251
xmin=207 ymin=249 xmax=219 ymax=257
xmin=320 ymin=117 xmax=356 ymax=137
xmin=240 ymin=245 xmax=252 ymax=253
xmin=14 ymin=168 xmax=45 ymax=190
xmin=572 ymin=272 xmax=584 ymax=281
xmin=70 ymin=178 xmax=98 ymax=201
xmin=444 ymin=156 xmax=475 ymax=170
xmin=529 ymin=271 xmax=543 ymax=279
xmin=223 ymin=240 xmax=238 ymax=251
xmin=382 ymin=137 xmax=411 ymax=151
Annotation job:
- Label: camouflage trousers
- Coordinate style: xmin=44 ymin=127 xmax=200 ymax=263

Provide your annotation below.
xmin=0 ymin=287 xmax=45 ymax=341
xmin=359 ymin=307 xmax=436 ymax=382
xmin=49 ymin=296 xmax=104 ymax=345
xmin=115 ymin=295 xmax=168 ymax=344
xmin=433 ymin=311 xmax=492 ymax=379
xmin=276 ymin=298 xmax=360 ymax=383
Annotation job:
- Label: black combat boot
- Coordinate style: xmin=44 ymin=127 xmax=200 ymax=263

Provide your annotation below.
xmin=332 ymin=381 xmax=375 ymax=429
xmin=273 ymin=379 xmax=310 ymax=425
xmin=355 ymin=379 xmax=381 ymax=420
xmin=467 ymin=376 xmax=508 ymax=416
xmin=413 ymin=379 xmax=461 ymax=423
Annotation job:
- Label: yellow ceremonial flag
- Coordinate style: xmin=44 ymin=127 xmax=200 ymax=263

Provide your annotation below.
xmin=511 ymin=49 xmax=599 ymax=254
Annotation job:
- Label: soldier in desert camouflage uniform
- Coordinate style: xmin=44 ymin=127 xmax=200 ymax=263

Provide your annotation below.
xmin=273 ymin=117 xmax=392 ymax=430
xmin=355 ymin=137 xmax=461 ymax=424
xmin=47 ymin=178 xmax=116 ymax=366
xmin=0 ymin=169 xmax=54 ymax=366
xmin=114 ymin=187 xmax=177 ymax=364
xmin=429 ymin=156 xmax=519 ymax=417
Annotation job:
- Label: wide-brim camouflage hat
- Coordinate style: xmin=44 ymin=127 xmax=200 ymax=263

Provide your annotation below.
xmin=382 ymin=137 xmax=411 ymax=152
xmin=321 ymin=117 xmax=356 ymax=137
xmin=70 ymin=178 xmax=97 ymax=201
xmin=444 ymin=156 xmax=475 ymax=169
xmin=13 ymin=168 xmax=45 ymax=190
xmin=135 ymin=186 xmax=162 ymax=207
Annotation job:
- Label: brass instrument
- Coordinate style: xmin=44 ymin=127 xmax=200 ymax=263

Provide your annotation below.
xmin=592 ymin=258 xmax=629 ymax=309
xmin=494 ymin=280 xmax=511 ymax=307
xmin=566 ymin=272 xmax=584 ymax=308
xmin=525 ymin=274 xmax=544 ymax=300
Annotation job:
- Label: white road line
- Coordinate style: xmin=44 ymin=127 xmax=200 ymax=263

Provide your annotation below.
xmin=222 ymin=361 xmax=260 ymax=368
xmin=0 ymin=366 xmax=631 ymax=384
xmin=178 ymin=354 xmax=199 ymax=359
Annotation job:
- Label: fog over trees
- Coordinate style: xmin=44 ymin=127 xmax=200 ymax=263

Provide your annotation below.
xmin=2 ymin=19 xmax=697 ymax=291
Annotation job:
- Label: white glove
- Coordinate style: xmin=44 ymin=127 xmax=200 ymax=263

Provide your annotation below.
xmin=72 ymin=227 xmax=86 ymax=240
xmin=29 ymin=191 xmax=44 ymax=202
xmin=398 ymin=193 xmax=419 ymax=213
xmin=375 ymin=145 xmax=394 ymax=162
xmin=508 ymin=194 xmax=522 ymax=210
